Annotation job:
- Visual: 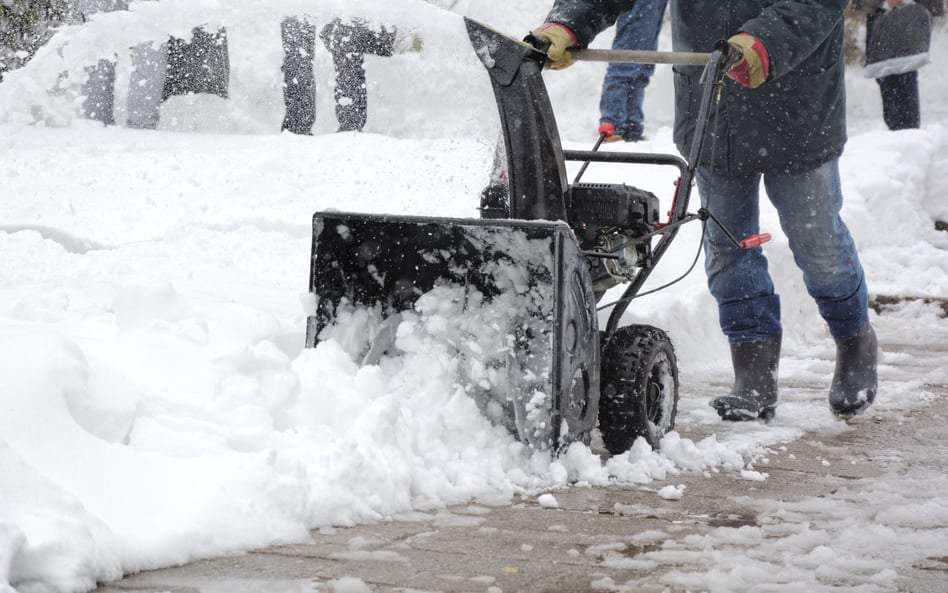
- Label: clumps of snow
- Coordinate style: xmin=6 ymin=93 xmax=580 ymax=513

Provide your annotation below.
xmin=604 ymin=437 xmax=679 ymax=483
xmin=657 ymin=484 xmax=685 ymax=500
xmin=329 ymin=576 xmax=373 ymax=593
xmin=739 ymin=469 xmax=768 ymax=482
xmin=537 ymin=493 xmax=559 ymax=509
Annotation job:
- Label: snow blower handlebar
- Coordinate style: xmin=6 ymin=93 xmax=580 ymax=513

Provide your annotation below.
xmin=524 ymin=28 xmax=715 ymax=68
xmin=572 ymin=48 xmax=712 ymax=66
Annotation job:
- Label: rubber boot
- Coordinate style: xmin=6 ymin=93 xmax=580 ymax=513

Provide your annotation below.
xmin=710 ymin=336 xmax=781 ymax=422
xmin=829 ymin=322 xmax=878 ymax=419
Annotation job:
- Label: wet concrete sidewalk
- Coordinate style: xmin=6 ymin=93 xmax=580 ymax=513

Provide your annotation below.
xmin=95 ymin=383 xmax=948 ymax=593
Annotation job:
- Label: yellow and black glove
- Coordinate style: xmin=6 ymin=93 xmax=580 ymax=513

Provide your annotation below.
xmin=727 ymin=33 xmax=770 ymax=89
xmin=529 ymin=23 xmax=578 ymax=70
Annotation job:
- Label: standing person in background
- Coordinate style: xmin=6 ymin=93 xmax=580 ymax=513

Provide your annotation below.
xmin=530 ymin=0 xmax=878 ymax=423
xmin=597 ymin=0 xmax=668 ymax=142
xmin=865 ymin=0 xmax=934 ymax=131
xmin=77 ymin=0 xmax=129 ymax=124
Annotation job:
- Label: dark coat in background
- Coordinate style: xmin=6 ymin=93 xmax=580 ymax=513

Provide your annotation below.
xmin=864 ymin=2 xmax=932 ymax=79
xmin=545 ymin=0 xmax=850 ymax=176
xmin=916 ymin=0 xmax=946 ymax=17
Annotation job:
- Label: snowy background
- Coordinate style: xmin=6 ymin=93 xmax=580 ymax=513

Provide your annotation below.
xmin=1 ymin=1 xmax=947 ymax=592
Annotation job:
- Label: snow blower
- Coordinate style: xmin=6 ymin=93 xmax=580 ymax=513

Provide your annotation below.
xmin=304 ymin=19 xmax=766 ymax=454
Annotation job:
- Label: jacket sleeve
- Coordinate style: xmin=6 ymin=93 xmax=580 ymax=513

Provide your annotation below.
xmin=737 ymin=0 xmax=849 ymax=80
xmin=544 ymin=0 xmax=638 ymax=47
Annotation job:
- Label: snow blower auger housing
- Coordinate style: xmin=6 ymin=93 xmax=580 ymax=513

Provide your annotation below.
xmin=305 ymin=19 xmax=739 ymax=454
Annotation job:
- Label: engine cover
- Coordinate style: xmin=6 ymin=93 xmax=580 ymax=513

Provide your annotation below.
xmin=567 ymin=183 xmax=661 ymax=233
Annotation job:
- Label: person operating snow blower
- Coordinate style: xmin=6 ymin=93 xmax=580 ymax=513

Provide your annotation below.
xmin=530 ymin=0 xmax=878 ymax=422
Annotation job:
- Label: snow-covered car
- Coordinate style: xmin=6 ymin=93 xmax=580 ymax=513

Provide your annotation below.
xmin=0 ymin=0 xmax=498 ymax=139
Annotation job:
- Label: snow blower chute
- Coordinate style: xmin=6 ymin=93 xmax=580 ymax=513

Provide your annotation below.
xmin=305 ymin=20 xmax=755 ymax=453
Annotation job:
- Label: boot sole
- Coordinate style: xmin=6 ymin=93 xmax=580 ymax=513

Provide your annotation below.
xmin=713 ymin=403 xmax=776 ymax=423
xmin=830 ymin=387 xmax=876 ymax=420
xmin=831 ymin=399 xmax=874 ymax=420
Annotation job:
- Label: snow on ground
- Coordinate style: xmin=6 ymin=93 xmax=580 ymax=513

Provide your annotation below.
xmin=0 ymin=2 xmax=947 ymax=592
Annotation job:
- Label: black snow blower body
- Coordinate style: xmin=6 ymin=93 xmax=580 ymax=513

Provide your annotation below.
xmin=305 ymin=20 xmax=742 ymax=454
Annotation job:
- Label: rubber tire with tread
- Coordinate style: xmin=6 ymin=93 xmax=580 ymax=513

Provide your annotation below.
xmin=598 ymin=324 xmax=679 ymax=454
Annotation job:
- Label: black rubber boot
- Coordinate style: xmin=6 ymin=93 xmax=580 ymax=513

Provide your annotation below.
xmin=829 ymin=322 xmax=878 ymax=419
xmin=710 ymin=336 xmax=781 ymax=422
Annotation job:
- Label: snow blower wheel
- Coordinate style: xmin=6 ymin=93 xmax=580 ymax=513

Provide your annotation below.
xmin=599 ymin=325 xmax=679 ymax=453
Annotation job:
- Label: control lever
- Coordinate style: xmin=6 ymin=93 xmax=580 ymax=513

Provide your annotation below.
xmin=699 ymin=208 xmax=772 ymax=250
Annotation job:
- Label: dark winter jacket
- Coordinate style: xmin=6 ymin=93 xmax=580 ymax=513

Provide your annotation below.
xmin=545 ymin=0 xmax=850 ymax=175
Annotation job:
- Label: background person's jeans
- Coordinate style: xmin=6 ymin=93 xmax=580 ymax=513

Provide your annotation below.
xmin=598 ymin=0 xmax=667 ymax=141
xmin=878 ymin=70 xmax=920 ymax=130
xmin=696 ymin=160 xmax=869 ymax=343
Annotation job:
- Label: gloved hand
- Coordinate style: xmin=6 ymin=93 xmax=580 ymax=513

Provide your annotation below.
xmin=727 ymin=33 xmax=770 ymax=88
xmin=529 ymin=23 xmax=578 ymax=70
xmin=394 ymin=29 xmax=424 ymax=53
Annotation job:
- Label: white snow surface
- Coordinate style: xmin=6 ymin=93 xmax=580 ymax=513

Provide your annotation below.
xmin=1 ymin=2 xmax=947 ymax=592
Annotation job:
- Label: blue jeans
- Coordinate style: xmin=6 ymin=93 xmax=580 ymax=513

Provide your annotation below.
xmin=878 ymin=71 xmax=920 ymax=130
xmin=696 ymin=160 xmax=869 ymax=343
xmin=598 ymin=0 xmax=668 ymax=141
xmin=866 ymin=8 xmax=921 ymax=131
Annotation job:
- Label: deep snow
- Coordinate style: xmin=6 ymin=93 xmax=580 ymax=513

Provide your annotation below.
xmin=1 ymin=1 xmax=947 ymax=592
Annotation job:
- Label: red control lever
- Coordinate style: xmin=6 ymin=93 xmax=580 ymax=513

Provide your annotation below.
xmin=598 ymin=122 xmax=616 ymax=140
xmin=740 ymin=233 xmax=772 ymax=249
